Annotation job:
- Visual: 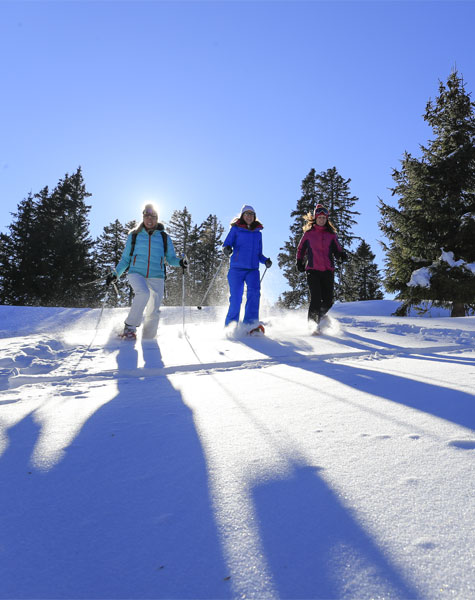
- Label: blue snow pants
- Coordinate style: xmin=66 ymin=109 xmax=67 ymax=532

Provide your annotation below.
xmin=225 ymin=268 xmax=261 ymax=326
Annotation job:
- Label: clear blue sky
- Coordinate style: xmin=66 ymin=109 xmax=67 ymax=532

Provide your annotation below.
xmin=1 ymin=0 xmax=475 ymax=302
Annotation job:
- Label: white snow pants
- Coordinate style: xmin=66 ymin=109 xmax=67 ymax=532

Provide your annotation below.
xmin=125 ymin=273 xmax=165 ymax=338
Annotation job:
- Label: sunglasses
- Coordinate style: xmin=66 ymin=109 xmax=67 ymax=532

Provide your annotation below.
xmin=143 ymin=212 xmax=158 ymax=218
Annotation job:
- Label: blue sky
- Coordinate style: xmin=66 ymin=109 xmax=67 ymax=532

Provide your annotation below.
xmin=1 ymin=0 xmax=475 ymax=302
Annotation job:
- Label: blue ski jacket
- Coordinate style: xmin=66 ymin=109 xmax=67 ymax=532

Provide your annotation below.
xmin=114 ymin=225 xmax=181 ymax=279
xmin=223 ymin=223 xmax=268 ymax=270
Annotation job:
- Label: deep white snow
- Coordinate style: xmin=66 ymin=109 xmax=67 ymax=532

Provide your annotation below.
xmin=0 ymin=300 xmax=474 ymax=599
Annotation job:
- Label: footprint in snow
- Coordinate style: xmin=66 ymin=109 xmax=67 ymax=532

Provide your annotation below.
xmin=447 ymin=439 xmax=475 ymax=450
xmin=414 ymin=539 xmax=437 ymax=551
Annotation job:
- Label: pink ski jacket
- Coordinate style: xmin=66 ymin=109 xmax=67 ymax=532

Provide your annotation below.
xmin=296 ymin=226 xmax=344 ymax=271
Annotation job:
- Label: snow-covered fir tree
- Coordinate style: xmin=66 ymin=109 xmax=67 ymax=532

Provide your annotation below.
xmin=278 ymin=167 xmax=360 ymax=308
xmin=341 ymin=240 xmax=384 ymax=301
xmin=379 ymin=70 xmax=475 ymax=316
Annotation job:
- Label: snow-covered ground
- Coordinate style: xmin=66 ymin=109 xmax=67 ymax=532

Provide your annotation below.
xmin=0 ymin=300 xmax=474 ymax=599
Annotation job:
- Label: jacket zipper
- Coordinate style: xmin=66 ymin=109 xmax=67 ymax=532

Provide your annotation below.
xmin=146 ymin=235 xmax=151 ymax=278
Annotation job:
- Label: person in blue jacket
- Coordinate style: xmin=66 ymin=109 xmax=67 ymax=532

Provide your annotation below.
xmin=106 ymin=204 xmax=187 ymax=340
xmin=222 ymin=204 xmax=272 ymax=332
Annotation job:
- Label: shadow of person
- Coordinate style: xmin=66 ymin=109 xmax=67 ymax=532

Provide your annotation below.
xmin=0 ymin=336 xmax=230 ymax=599
xmin=240 ymin=334 xmax=475 ymax=430
xmin=141 ymin=337 xmax=164 ymax=369
xmin=252 ymin=463 xmax=420 ymax=599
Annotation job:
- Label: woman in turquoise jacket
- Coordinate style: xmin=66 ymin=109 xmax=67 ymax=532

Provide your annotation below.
xmin=222 ymin=205 xmax=272 ymax=332
xmin=107 ymin=204 xmax=186 ymax=340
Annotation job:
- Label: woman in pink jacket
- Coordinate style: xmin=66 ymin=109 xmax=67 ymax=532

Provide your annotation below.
xmin=296 ymin=204 xmax=347 ymax=333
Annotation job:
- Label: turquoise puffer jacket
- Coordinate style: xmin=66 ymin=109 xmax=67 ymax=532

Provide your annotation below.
xmin=114 ymin=225 xmax=181 ymax=279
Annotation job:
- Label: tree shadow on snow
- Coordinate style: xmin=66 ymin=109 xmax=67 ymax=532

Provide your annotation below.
xmin=0 ymin=338 xmax=230 ymax=599
xmin=240 ymin=336 xmax=475 ymax=430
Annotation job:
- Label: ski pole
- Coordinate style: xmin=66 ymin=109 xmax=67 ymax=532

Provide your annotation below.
xmin=72 ymin=285 xmax=112 ymax=372
xmin=197 ymin=257 xmax=225 ymax=309
xmin=79 ymin=277 xmax=104 ymax=287
xmin=181 ymin=254 xmax=187 ymax=332
xmin=260 ymin=266 xmax=268 ymax=284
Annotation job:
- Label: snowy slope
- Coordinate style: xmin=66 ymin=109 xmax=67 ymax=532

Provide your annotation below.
xmin=0 ymin=301 xmax=474 ymax=599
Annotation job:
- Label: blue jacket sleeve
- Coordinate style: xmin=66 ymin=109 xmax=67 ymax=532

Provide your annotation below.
xmin=165 ymin=235 xmax=181 ymax=267
xmin=114 ymin=233 xmax=133 ymax=278
xmin=258 ymin=234 xmax=268 ymax=264
xmin=223 ymin=227 xmax=236 ymax=249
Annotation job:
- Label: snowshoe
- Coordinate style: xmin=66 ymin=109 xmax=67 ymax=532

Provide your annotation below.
xmin=119 ymin=326 xmax=137 ymax=341
xmin=248 ymin=324 xmax=265 ymax=336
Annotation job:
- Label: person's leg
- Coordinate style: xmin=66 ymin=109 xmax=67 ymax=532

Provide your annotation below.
xmin=124 ymin=273 xmax=150 ymax=330
xmin=142 ymin=278 xmax=165 ymax=339
xmin=243 ymin=269 xmax=261 ymax=325
xmin=225 ymin=269 xmax=245 ymax=326
xmin=306 ymin=270 xmax=323 ymax=324
xmin=319 ymin=270 xmax=335 ymax=321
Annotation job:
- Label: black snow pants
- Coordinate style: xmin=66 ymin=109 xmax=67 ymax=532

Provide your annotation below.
xmin=306 ymin=269 xmax=334 ymax=323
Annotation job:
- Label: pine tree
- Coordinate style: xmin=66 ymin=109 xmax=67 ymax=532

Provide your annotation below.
xmin=193 ymin=214 xmax=227 ymax=306
xmin=0 ymin=193 xmax=39 ymax=304
xmin=164 ymin=207 xmax=194 ymax=305
xmin=94 ymin=219 xmax=136 ymax=307
xmin=278 ymin=167 xmax=360 ymax=307
xmin=342 ymin=241 xmax=384 ymax=301
xmin=1 ymin=168 xmax=97 ymax=307
xmin=379 ymin=71 xmax=475 ymax=316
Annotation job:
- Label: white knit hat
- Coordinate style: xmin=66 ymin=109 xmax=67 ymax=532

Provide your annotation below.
xmin=240 ymin=204 xmax=255 ymax=215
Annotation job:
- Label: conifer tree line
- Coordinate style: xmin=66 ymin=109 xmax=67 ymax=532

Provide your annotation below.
xmin=1 ymin=70 xmax=473 ymax=316
xmin=0 ymin=171 xmax=228 ymax=309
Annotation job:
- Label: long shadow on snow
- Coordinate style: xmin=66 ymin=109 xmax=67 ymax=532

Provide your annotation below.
xmin=240 ymin=335 xmax=475 ymax=430
xmin=0 ymin=338 xmax=229 ymax=599
xmin=253 ymin=463 xmax=421 ymax=599
xmin=212 ymin=380 xmax=421 ymax=599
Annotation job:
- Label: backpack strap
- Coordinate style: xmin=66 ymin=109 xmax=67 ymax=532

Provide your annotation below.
xmin=129 ymin=232 xmax=138 ymax=257
xmin=160 ymin=230 xmax=168 ymax=280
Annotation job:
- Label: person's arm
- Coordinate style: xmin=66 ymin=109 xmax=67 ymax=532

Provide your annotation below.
xmin=296 ymin=233 xmax=308 ymax=272
xmin=114 ymin=233 xmax=133 ymax=278
xmin=164 ymin=235 xmax=182 ymax=267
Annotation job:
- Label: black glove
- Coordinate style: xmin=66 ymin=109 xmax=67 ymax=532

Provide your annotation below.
xmin=179 ymin=258 xmax=188 ymax=270
xmin=339 ymin=251 xmax=348 ymax=262
xmin=223 ymin=246 xmax=233 ymax=257
xmin=296 ymin=260 xmax=305 ymax=273
xmin=265 ymin=259 xmax=272 ymax=268
xmin=106 ymin=272 xmax=118 ymax=286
